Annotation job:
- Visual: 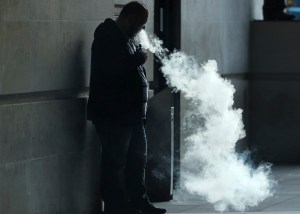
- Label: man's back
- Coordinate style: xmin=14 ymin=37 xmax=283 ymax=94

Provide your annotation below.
xmin=87 ymin=18 xmax=146 ymax=123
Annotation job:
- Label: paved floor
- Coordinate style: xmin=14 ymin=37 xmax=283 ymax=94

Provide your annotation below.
xmin=154 ymin=166 xmax=300 ymax=213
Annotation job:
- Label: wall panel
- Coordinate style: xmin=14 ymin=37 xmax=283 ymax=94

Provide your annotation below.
xmin=0 ymin=0 xmax=113 ymax=213
xmin=180 ymin=0 xmax=251 ymax=167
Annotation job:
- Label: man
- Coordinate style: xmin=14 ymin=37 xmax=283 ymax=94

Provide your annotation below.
xmin=87 ymin=1 xmax=166 ymax=214
xmin=263 ymin=0 xmax=295 ymax=20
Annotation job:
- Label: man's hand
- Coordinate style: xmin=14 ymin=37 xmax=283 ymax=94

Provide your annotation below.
xmin=141 ymin=50 xmax=148 ymax=62
xmin=134 ymin=44 xmax=148 ymax=66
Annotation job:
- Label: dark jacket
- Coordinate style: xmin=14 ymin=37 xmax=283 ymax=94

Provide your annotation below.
xmin=87 ymin=18 xmax=147 ymax=123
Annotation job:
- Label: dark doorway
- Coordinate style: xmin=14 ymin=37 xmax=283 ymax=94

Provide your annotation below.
xmin=145 ymin=0 xmax=181 ymax=202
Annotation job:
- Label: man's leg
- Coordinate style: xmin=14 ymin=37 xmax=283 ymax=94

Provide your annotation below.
xmin=263 ymin=0 xmax=294 ymax=20
xmin=264 ymin=0 xmax=285 ymax=10
xmin=125 ymin=119 xmax=148 ymax=202
xmin=126 ymin=119 xmax=166 ymax=213
xmin=93 ymin=120 xmax=133 ymax=213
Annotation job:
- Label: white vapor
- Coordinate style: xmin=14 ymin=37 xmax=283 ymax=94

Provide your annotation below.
xmin=136 ymin=30 xmax=276 ymax=212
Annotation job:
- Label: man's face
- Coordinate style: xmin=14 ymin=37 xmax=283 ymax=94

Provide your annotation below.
xmin=128 ymin=11 xmax=148 ymax=38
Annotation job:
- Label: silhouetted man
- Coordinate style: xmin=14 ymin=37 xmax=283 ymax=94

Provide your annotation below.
xmin=87 ymin=1 xmax=166 ymax=214
xmin=263 ymin=0 xmax=295 ymax=20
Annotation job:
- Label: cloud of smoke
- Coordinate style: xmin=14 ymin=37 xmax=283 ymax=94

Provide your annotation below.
xmin=136 ymin=29 xmax=167 ymax=59
xmin=136 ymin=30 xmax=276 ymax=212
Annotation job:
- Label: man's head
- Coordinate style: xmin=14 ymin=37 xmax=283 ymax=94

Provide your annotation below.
xmin=117 ymin=1 xmax=148 ymax=38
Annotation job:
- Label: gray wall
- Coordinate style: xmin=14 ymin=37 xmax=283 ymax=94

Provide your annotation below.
xmin=251 ymin=0 xmax=264 ymax=20
xmin=180 ymin=0 xmax=251 ymax=154
xmin=0 ymin=0 xmax=111 ymax=213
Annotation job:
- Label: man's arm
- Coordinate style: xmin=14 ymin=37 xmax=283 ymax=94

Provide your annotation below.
xmin=93 ymin=34 xmax=147 ymax=74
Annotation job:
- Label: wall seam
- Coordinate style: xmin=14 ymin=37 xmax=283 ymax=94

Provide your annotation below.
xmin=0 ymin=88 xmax=89 ymax=106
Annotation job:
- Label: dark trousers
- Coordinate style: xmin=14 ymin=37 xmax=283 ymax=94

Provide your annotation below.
xmin=93 ymin=119 xmax=148 ymax=211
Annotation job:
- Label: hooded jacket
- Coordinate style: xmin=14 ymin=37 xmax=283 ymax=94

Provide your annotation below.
xmin=87 ymin=18 xmax=148 ymax=123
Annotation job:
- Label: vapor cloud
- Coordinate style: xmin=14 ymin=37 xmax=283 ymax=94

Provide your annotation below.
xmin=137 ymin=30 xmax=275 ymax=212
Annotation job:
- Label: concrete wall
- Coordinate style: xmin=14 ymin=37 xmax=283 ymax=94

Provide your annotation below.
xmin=180 ymin=0 xmax=251 ymax=154
xmin=0 ymin=1 xmax=111 ymax=213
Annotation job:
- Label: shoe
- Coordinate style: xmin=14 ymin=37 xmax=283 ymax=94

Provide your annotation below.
xmin=132 ymin=201 xmax=166 ymax=214
xmin=263 ymin=10 xmax=295 ymax=21
xmin=104 ymin=204 xmax=141 ymax=214
xmin=104 ymin=209 xmax=141 ymax=214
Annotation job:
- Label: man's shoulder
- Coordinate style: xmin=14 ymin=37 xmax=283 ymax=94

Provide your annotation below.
xmin=94 ymin=19 xmax=122 ymax=40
